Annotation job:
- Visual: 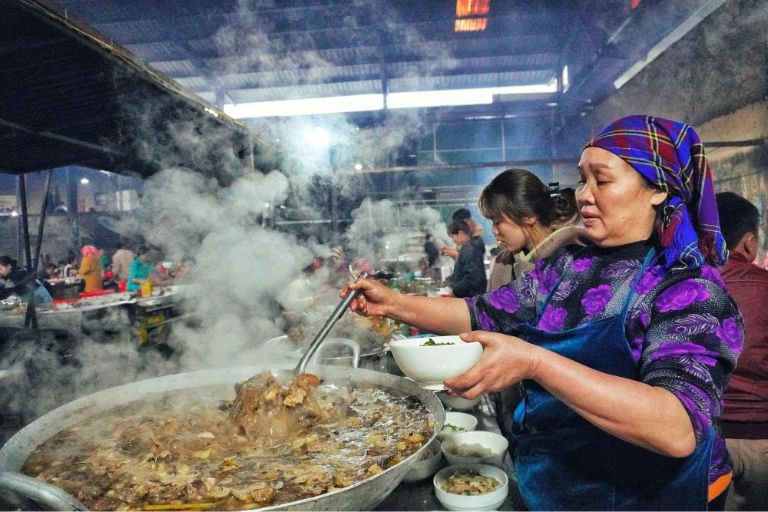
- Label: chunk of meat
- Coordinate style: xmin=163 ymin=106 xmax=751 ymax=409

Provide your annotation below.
xmin=230 ymin=372 xmax=328 ymax=447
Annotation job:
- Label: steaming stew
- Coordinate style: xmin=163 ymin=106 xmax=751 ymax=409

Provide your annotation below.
xmin=21 ymin=372 xmax=435 ymax=511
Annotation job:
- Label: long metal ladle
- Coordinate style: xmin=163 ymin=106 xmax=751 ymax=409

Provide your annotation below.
xmin=294 ymin=271 xmax=368 ymax=375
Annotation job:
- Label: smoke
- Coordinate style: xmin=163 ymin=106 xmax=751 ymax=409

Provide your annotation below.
xmin=111 ymin=165 xmax=319 ymax=370
xmin=345 ymin=197 xmax=451 ymax=267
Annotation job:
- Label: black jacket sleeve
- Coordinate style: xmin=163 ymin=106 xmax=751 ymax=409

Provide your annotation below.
xmin=450 ymin=244 xmax=487 ymax=297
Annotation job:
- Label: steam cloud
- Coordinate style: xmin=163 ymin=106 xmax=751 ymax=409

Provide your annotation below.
xmin=0 ymin=3 xmax=465 ymax=435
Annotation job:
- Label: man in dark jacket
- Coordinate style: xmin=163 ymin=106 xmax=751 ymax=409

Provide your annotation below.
xmin=445 ymin=219 xmax=486 ymax=297
xmin=716 ymin=191 xmax=768 ymax=511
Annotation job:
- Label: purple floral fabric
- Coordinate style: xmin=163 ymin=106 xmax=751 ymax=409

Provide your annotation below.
xmin=582 ymin=284 xmax=613 ymax=316
xmin=465 ymin=241 xmax=743 ymax=486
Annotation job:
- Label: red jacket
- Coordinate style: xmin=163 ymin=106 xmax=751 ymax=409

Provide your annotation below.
xmin=719 ymin=251 xmax=768 ymax=438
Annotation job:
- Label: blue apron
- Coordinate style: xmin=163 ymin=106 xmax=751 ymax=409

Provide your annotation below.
xmin=511 ymin=249 xmax=713 ymax=510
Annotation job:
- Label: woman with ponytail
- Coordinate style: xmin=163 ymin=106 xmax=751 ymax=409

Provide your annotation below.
xmin=479 ymin=168 xmax=584 ymax=289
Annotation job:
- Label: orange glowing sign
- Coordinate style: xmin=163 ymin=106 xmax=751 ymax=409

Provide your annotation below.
xmin=456 ymin=0 xmax=490 ymax=17
xmin=454 ymin=18 xmax=488 ymax=32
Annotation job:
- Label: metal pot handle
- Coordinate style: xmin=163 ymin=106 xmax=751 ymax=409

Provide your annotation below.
xmin=0 ymin=471 xmax=86 ymax=510
xmin=313 ymin=339 xmax=361 ymax=368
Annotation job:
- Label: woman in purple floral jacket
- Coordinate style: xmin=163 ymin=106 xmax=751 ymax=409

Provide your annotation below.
xmin=344 ymin=115 xmax=743 ymax=510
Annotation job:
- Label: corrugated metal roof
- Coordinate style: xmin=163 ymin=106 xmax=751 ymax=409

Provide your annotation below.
xmin=54 ymin=0 xmax=572 ymax=116
xmin=17 ymin=0 xmax=735 ymax=131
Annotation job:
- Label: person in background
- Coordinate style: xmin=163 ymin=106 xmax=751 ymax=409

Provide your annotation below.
xmin=342 ymin=115 xmax=742 ymax=510
xmin=62 ymin=252 xmax=77 ymax=277
xmin=0 ymin=255 xmax=52 ymax=303
xmin=454 ymin=207 xmax=485 ymax=239
xmin=477 ymin=168 xmax=584 ymax=439
xmin=0 ymin=255 xmax=34 ymax=301
xmin=441 ymin=208 xmax=485 ymax=259
xmin=422 ymin=233 xmax=440 ymax=277
xmin=37 ymin=263 xmax=58 ymax=298
xmin=111 ymin=242 xmax=135 ymax=283
xmin=78 ymin=245 xmax=103 ymax=293
xmin=715 ymin=191 xmax=768 ymax=511
xmin=481 ymin=169 xmax=582 ymax=290
xmin=37 ymin=262 xmax=57 ymax=281
xmin=126 ymin=245 xmax=158 ymax=293
xmin=445 ymin=219 xmax=487 ymax=297
xmin=98 ymin=248 xmax=110 ymax=272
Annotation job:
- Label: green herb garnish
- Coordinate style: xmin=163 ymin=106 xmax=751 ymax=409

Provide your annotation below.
xmin=440 ymin=423 xmax=466 ymax=432
xmin=422 ymin=337 xmax=452 ymax=346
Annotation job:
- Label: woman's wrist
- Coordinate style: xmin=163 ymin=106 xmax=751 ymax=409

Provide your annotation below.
xmin=526 ymin=343 xmax=548 ymax=382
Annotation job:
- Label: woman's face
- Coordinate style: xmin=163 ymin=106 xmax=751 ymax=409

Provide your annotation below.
xmin=449 ymin=231 xmax=470 ymax=247
xmin=0 ymin=263 xmax=10 ymax=278
xmin=576 ymin=148 xmax=667 ymax=247
xmin=491 ymin=215 xmax=528 ymax=253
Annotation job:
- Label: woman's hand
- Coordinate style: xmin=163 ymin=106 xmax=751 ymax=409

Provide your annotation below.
xmin=448 ymin=331 xmax=697 ymax=457
xmin=340 ymin=278 xmax=400 ymax=317
xmin=443 ymin=330 xmax=543 ymax=399
xmin=440 ymin=247 xmax=459 ymax=259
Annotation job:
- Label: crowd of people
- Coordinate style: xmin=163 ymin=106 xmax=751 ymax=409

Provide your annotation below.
xmin=341 ymin=115 xmax=766 ymax=510
xmin=0 ymin=241 xmax=182 ymax=306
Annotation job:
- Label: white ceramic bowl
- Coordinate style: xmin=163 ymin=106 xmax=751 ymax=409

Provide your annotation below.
xmin=437 ymin=412 xmax=478 ymax=441
xmin=388 ymin=335 xmax=483 ymax=389
xmin=437 ymin=391 xmax=482 ymax=411
xmin=441 ymin=431 xmax=509 ymax=467
xmin=402 ymin=438 xmax=443 ymax=483
xmin=433 ymin=463 xmax=509 ymax=511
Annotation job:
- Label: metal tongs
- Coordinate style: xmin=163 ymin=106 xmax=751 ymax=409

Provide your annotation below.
xmin=294 ymin=271 xmax=368 ymax=375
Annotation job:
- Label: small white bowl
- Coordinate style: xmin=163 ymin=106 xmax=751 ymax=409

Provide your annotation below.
xmin=402 ymin=438 xmax=443 ymax=483
xmin=437 ymin=412 xmax=478 ymax=441
xmin=441 ymin=431 xmax=509 ymax=467
xmin=388 ymin=335 xmax=483 ymax=389
xmin=437 ymin=391 xmax=482 ymax=411
xmin=434 ymin=463 xmax=509 ymax=511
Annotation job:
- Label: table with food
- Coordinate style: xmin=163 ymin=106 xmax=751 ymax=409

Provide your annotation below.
xmin=0 ymin=286 xmax=184 ymax=345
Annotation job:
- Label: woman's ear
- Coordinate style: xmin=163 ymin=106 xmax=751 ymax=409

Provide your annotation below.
xmin=650 ymin=188 xmax=667 ymax=207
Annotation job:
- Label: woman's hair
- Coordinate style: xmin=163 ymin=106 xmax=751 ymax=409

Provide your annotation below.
xmin=136 ymin=245 xmax=151 ymax=256
xmin=478 ymin=168 xmax=578 ymax=226
xmin=0 ymin=255 xmax=18 ymax=268
xmin=448 ymin=219 xmax=472 ymax=236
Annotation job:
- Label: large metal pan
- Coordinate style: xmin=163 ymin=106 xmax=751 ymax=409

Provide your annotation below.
xmin=0 ymin=364 xmax=444 ymax=511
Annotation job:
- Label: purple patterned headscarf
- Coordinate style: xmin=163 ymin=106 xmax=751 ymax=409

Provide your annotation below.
xmin=584 ymin=115 xmax=727 ymax=270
